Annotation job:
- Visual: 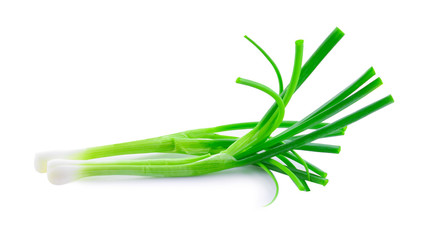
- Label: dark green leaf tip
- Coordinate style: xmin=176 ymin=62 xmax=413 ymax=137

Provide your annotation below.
xmin=369 ymin=66 xmax=376 ymax=75
xmin=323 ymin=179 xmax=329 ymax=186
xmin=333 ymin=27 xmax=345 ymax=38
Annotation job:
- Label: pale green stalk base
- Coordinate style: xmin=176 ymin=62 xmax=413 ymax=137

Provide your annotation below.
xmin=47 ymin=153 xmax=238 ymax=185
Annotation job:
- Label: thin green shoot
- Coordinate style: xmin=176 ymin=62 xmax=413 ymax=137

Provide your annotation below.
xmin=257 ymin=162 xmax=279 ymax=206
xmin=290 ymin=142 xmax=341 ymax=154
xmin=244 ymin=35 xmax=284 ymax=93
xmin=262 ymin=162 xmax=328 ymax=186
xmin=291 ymin=150 xmax=310 ymax=180
xmin=283 ymin=152 xmax=327 ymax=178
xmin=265 ymin=159 xmax=308 ymax=191
xmin=283 ymin=40 xmax=304 ymax=107
xmin=255 ymin=39 xmax=304 ymax=134
xmin=209 ymin=120 xmax=331 ymax=132
xmin=276 ymin=155 xmax=296 ymax=169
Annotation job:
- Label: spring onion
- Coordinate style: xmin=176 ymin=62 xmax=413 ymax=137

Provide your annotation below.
xmin=35 ymin=27 xmax=393 ymax=205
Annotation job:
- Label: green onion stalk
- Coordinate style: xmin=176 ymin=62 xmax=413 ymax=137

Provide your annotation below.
xmin=35 ymin=27 xmax=393 ymax=205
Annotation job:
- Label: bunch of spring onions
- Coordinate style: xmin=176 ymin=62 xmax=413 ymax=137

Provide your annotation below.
xmin=35 ymin=27 xmax=393 ymax=205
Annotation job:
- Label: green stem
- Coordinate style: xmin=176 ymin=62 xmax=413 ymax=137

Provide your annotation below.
xmin=265 ymin=159 xmax=308 ymax=191
xmin=79 ymin=154 xmax=211 ymax=166
xmin=244 ymin=35 xmax=284 ymax=94
xmin=291 ymin=150 xmax=310 ymax=180
xmin=262 ymin=162 xmax=328 ymax=186
xmin=283 ymin=40 xmax=304 ymax=107
xmin=283 ymin=152 xmax=327 ymax=178
xmin=224 ymin=78 xmax=285 ymax=156
xmin=276 ymin=155 xmax=296 ymax=169
xmin=80 ymin=153 xmax=238 ymax=179
xmin=255 ymin=28 xmax=344 ymax=131
xmin=299 ymin=67 xmax=376 ymax=122
xmin=257 ymin=162 xmax=279 ymax=206
xmin=296 ymin=27 xmax=345 ymax=90
xmin=75 ymin=136 xmax=233 ymax=160
xmin=209 ymin=121 xmax=331 ymax=133
xmin=287 ymin=142 xmax=341 ymax=154
xmin=236 ymin=77 xmax=383 ymax=158
xmin=266 ymin=77 xmax=383 ymax=147
xmin=68 ymin=133 xmax=341 ymax=162
xmin=238 ymin=95 xmax=394 ymax=165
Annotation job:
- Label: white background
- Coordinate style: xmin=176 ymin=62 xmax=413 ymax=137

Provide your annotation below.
xmin=0 ymin=0 xmax=424 ymax=239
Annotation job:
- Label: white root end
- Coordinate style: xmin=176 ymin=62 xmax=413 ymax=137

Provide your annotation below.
xmin=34 ymin=150 xmax=82 ymax=173
xmin=47 ymin=162 xmax=82 ymax=185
